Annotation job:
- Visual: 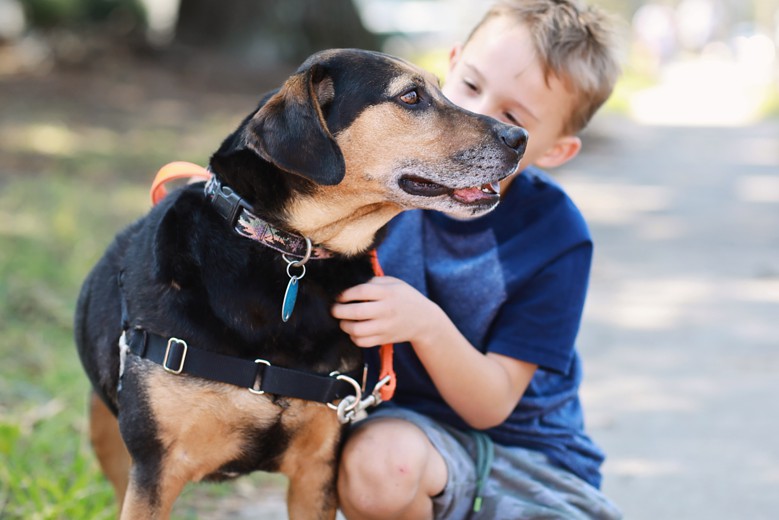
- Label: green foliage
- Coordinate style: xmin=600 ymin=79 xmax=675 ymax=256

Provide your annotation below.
xmin=20 ymin=0 xmax=146 ymax=29
xmin=0 ymin=174 xmax=121 ymax=518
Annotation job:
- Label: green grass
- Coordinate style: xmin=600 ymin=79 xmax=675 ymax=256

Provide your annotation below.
xmin=0 ymin=176 xmax=128 ymax=518
xmin=0 ymin=67 xmax=286 ymax=518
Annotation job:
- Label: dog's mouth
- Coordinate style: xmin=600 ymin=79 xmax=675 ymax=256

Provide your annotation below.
xmin=399 ymin=176 xmax=501 ymax=205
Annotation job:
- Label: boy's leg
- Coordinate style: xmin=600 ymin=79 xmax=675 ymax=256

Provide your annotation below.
xmin=339 ymin=406 xmax=622 ymax=520
xmin=338 ymin=416 xmax=447 ymax=520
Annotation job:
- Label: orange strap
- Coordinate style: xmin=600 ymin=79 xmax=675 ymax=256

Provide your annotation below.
xmin=369 ymin=249 xmax=396 ymax=401
xmin=150 ymin=161 xmax=213 ymax=206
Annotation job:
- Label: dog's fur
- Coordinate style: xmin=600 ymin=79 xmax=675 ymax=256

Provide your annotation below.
xmin=75 ymin=49 xmax=526 ymax=519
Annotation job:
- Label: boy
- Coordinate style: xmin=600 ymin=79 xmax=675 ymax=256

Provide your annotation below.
xmin=331 ymin=1 xmax=622 ymax=519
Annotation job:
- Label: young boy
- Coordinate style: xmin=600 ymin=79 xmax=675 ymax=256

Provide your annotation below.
xmin=331 ymin=1 xmax=622 ymax=518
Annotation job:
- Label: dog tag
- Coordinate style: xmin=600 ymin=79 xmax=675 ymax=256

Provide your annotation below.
xmin=282 ymin=276 xmax=299 ymax=322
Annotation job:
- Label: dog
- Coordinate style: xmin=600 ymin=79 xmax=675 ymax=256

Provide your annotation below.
xmin=74 ymin=48 xmax=527 ymax=519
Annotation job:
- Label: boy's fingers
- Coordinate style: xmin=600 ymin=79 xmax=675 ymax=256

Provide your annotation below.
xmin=335 ymin=276 xmax=403 ymax=303
xmin=351 ymin=335 xmax=384 ymax=348
xmin=335 ymin=280 xmax=384 ymax=303
xmin=331 ymin=301 xmax=381 ymax=321
xmin=331 ymin=302 xmax=357 ymax=320
xmin=339 ymin=321 xmax=384 ymax=348
xmin=335 ymin=285 xmax=364 ymax=303
xmin=339 ymin=317 xmax=376 ymax=337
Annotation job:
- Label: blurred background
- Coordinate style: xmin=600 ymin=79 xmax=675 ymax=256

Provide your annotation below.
xmin=0 ymin=0 xmax=777 ymax=518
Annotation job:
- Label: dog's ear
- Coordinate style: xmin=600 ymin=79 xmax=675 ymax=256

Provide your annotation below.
xmin=245 ymin=63 xmax=344 ymax=185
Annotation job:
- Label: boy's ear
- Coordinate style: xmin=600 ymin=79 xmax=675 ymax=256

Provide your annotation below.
xmin=448 ymin=44 xmax=463 ymax=71
xmin=534 ymin=135 xmax=582 ymax=169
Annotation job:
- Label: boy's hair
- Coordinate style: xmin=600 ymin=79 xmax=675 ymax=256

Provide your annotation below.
xmin=467 ymin=0 xmax=622 ymax=134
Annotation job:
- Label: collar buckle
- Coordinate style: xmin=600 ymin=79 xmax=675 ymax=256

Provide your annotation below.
xmin=206 ymin=177 xmax=252 ymax=227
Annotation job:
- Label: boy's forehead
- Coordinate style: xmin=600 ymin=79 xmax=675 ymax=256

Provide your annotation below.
xmin=469 ymin=15 xmax=531 ymax=50
xmin=465 ymin=17 xmax=537 ymax=72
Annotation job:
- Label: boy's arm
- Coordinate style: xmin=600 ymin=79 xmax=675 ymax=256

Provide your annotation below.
xmin=332 ymin=276 xmax=537 ymax=429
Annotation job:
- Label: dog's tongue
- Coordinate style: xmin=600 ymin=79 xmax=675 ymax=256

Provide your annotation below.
xmin=452 ymin=182 xmax=500 ymax=203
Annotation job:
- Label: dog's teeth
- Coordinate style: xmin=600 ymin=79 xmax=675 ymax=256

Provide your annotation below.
xmin=480 ymin=182 xmax=500 ymax=195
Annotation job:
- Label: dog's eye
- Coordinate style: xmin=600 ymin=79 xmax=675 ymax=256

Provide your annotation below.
xmin=399 ymin=89 xmax=420 ymax=105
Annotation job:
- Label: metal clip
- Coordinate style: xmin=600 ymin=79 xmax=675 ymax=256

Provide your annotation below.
xmin=332 ymin=375 xmax=392 ymax=424
xmin=327 ymin=373 xmax=363 ymax=423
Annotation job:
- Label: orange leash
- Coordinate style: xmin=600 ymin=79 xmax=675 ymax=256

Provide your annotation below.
xmin=369 ymin=249 xmax=396 ymax=401
xmin=150 ymin=161 xmax=213 ymax=205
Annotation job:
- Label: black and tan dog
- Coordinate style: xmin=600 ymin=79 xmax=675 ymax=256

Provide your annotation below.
xmin=75 ymin=48 xmax=527 ymax=519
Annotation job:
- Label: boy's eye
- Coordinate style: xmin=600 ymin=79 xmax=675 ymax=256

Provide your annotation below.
xmin=504 ymin=113 xmax=521 ymax=126
xmin=399 ymin=89 xmax=419 ymax=105
xmin=463 ymin=79 xmax=478 ymax=93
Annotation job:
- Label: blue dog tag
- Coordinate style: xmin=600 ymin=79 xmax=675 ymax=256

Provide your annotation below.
xmin=282 ymin=276 xmax=299 ymax=322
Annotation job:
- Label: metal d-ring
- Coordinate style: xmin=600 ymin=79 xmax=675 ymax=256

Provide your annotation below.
xmin=327 ymin=373 xmax=363 ymax=413
xmin=283 ymin=236 xmax=313 ymax=270
xmin=248 ymin=359 xmax=271 ymax=395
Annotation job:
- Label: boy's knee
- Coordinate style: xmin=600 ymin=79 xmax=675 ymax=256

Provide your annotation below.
xmin=338 ymin=418 xmax=438 ymax=518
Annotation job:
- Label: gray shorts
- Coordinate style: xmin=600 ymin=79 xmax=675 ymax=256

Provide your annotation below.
xmin=352 ymin=406 xmax=622 ymax=520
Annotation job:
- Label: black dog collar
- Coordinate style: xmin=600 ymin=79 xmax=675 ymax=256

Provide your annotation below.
xmin=124 ymin=328 xmax=365 ymax=404
xmin=204 ymin=176 xmax=333 ymax=260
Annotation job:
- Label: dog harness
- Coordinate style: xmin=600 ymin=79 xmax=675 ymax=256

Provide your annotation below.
xmin=120 ymin=326 xmax=365 ymax=405
xmin=127 ymin=162 xmax=397 ymax=420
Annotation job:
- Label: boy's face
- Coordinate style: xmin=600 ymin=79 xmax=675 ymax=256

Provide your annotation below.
xmin=443 ymin=17 xmax=581 ymax=186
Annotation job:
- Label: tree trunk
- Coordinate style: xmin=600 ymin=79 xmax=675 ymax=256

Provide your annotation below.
xmin=175 ymin=0 xmax=379 ymax=64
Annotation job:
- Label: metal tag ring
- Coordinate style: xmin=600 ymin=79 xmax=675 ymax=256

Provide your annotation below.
xmin=285 ymin=261 xmax=306 ymax=280
xmin=282 ymin=236 xmax=313 ymax=268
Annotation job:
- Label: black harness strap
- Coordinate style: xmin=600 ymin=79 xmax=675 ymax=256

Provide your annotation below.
xmin=125 ymin=328 xmax=364 ymax=404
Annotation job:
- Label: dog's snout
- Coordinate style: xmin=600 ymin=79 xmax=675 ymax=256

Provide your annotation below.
xmin=499 ymin=125 xmax=529 ymax=154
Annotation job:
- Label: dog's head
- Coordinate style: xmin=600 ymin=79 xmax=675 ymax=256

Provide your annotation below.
xmin=212 ymin=49 xmax=527 ymax=254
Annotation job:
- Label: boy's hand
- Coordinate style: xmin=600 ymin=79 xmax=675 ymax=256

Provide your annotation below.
xmin=333 ymin=276 xmax=537 ymax=429
xmin=332 ymin=276 xmax=436 ymax=348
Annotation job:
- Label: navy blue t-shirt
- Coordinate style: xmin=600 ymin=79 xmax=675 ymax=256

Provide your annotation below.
xmin=368 ymin=166 xmax=606 ymax=489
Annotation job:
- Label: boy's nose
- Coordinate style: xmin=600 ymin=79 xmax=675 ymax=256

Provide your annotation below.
xmin=499 ymin=125 xmax=529 ymax=154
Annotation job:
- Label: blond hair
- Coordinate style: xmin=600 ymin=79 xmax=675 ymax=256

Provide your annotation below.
xmin=467 ymin=0 xmax=621 ymax=134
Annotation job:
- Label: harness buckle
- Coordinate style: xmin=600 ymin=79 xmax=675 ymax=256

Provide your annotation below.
xmin=163 ymin=338 xmax=188 ymax=374
xmin=249 ymin=359 xmax=271 ymax=395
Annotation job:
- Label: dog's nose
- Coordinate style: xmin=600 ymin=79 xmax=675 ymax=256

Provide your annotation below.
xmin=499 ymin=125 xmax=529 ymax=154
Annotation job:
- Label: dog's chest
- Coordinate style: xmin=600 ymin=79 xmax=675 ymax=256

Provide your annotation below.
xmin=138 ymin=364 xmax=342 ymax=479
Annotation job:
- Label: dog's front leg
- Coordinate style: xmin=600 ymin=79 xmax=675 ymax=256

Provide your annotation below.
xmin=114 ymin=369 xmax=190 ymax=519
xmin=119 ymin=462 xmax=188 ymax=520
xmin=280 ymin=404 xmax=343 ymax=520
xmin=286 ymin=472 xmax=338 ymax=520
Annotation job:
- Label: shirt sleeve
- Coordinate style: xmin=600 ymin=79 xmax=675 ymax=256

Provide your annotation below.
xmin=485 ymin=241 xmax=592 ymax=374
